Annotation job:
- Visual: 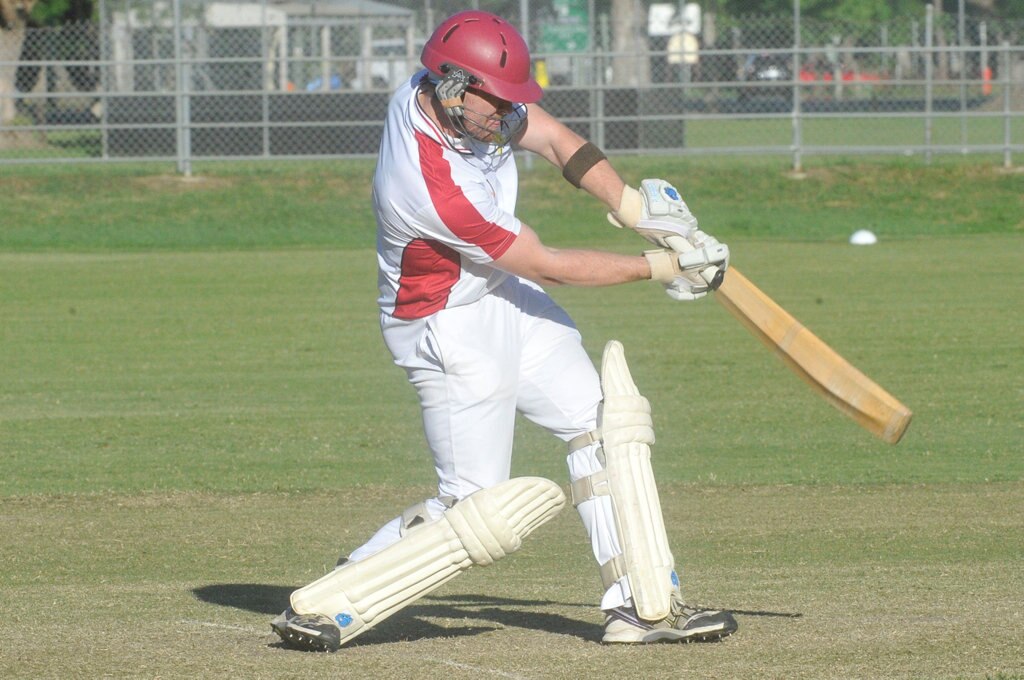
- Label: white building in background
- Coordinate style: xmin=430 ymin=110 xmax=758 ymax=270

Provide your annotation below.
xmin=107 ymin=0 xmax=417 ymax=93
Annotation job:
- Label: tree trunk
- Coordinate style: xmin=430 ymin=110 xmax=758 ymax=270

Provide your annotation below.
xmin=933 ymin=2 xmax=949 ymax=82
xmin=0 ymin=24 xmax=25 ymax=123
xmin=610 ymin=0 xmax=649 ymax=86
xmin=0 ymin=0 xmax=38 ymax=125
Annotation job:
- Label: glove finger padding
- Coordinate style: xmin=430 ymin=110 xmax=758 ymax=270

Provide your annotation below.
xmin=664 ymin=276 xmax=708 ymax=301
xmin=690 ymin=228 xmax=719 ymax=247
xmin=687 ymin=229 xmax=730 ymax=271
xmin=664 ymin=234 xmax=730 ymax=285
xmin=676 ymin=242 xmax=730 ymax=272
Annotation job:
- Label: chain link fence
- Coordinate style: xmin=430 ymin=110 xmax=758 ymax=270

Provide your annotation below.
xmin=1 ymin=0 xmax=1022 ymax=171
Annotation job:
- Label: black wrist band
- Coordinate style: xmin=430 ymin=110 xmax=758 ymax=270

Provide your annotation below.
xmin=562 ymin=142 xmax=607 ymax=188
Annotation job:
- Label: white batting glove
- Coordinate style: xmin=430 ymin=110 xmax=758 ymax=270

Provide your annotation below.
xmin=608 ymin=179 xmax=699 ymax=248
xmin=663 ymin=232 xmax=730 ymax=280
xmin=645 ymin=244 xmax=730 ymax=283
xmin=686 ymin=229 xmax=730 ymax=271
xmin=644 ymin=246 xmax=729 ymax=302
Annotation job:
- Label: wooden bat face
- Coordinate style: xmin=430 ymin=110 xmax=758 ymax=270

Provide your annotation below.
xmin=714 ymin=268 xmax=912 ymax=444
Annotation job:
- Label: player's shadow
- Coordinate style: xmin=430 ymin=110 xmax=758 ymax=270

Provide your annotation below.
xmin=193 ymin=584 xmax=802 ymax=647
xmin=192 ymin=583 xmax=602 ymax=644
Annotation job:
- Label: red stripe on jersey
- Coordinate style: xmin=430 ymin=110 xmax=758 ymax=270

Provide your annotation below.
xmin=394 ymin=238 xmax=461 ymax=320
xmin=415 ymin=131 xmax=516 ymax=260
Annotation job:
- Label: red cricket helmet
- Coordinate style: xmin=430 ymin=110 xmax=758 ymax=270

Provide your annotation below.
xmin=420 ymin=11 xmax=543 ymax=104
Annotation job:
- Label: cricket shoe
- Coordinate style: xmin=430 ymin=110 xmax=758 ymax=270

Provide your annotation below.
xmin=602 ymin=593 xmax=738 ymax=644
xmin=271 ymin=607 xmax=341 ymax=652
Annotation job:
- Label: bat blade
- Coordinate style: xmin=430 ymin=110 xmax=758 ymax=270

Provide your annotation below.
xmin=714 ymin=268 xmax=912 ymax=444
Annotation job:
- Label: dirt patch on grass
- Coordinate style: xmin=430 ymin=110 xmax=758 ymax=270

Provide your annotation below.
xmin=0 ymin=174 xmax=42 ymax=192
xmin=131 ymin=174 xmax=237 ymax=193
xmin=0 ymin=129 xmax=47 ymax=150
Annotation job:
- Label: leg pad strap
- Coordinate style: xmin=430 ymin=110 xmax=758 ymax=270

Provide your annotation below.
xmin=569 ymin=469 xmax=610 ymax=507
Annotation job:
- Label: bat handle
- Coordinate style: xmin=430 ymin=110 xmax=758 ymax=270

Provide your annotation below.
xmin=664 ymin=235 xmax=726 ymax=290
xmin=705 ymin=266 xmax=725 ymax=290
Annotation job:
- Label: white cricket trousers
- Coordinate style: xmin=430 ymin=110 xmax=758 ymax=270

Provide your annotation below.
xmin=351 ymin=276 xmax=630 ymax=609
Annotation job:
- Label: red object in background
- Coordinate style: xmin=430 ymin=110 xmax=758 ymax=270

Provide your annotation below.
xmin=799 ymin=68 xmax=883 ymax=83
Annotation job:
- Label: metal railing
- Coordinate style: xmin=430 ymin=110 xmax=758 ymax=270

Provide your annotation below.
xmin=1 ymin=1 xmax=1021 ymax=172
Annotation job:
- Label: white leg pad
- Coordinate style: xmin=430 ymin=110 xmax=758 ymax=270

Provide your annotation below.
xmin=598 ymin=340 xmax=676 ymax=622
xmin=289 ymin=477 xmax=566 ymax=646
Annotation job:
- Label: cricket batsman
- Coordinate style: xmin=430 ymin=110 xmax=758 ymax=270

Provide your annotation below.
xmin=272 ymin=10 xmax=736 ymax=651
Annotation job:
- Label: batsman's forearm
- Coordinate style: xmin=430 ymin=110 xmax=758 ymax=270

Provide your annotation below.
xmin=528 ymin=248 xmax=651 ymax=287
xmin=576 ymin=161 xmax=627 ymax=211
xmin=495 ymin=224 xmax=650 ymax=288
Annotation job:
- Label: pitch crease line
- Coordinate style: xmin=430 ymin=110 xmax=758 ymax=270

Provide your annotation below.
xmin=424 ymin=657 xmax=531 ymax=679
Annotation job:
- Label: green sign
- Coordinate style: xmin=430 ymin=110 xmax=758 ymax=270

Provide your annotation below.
xmin=541 ymin=0 xmax=589 ymax=53
xmin=553 ymin=0 xmax=587 ymax=20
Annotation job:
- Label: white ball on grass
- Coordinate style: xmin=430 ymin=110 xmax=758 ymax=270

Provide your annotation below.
xmin=849 ymin=229 xmax=878 ymax=246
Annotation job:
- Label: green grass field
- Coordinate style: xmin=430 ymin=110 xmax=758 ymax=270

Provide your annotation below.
xmin=684 ymin=114 xmax=1024 ymax=149
xmin=1 ymin=157 xmax=1022 ymax=678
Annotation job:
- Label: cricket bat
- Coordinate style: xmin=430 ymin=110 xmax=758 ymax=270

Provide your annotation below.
xmin=666 ymin=237 xmax=912 ymax=444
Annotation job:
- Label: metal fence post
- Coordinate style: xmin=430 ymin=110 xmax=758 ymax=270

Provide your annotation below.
xmin=99 ymin=0 xmax=109 ymax=160
xmin=925 ymin=4 xmax=933 ymax=165
xmin=958 ymin=0 xmax=967 ymax=153
xmin=980 ymin=21 xmax=989 ymax=99
xmin=520 ymin=0 xmax=533 ymax=171
xmin=173 ymin=0 xmax=191 ymax=176
xmin=596 ymin=12 xmax=609 ymax=150
xmin=261 ymin=0 xmax=270 ymax=158
xmin=792 ymin=0 xmax=802 ymax=173
xmin=1003 ymin=41 xmax=1012 ymax=168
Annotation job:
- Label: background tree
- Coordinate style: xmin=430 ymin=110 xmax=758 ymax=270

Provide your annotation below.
xmin=31 ymin=0 xmax=90 ymax=23
xmin=0 ymin=0 xmax=38 ymax=123
xmin=610 ymin=0 xmax=650 ymax=85
xmin=17 ymin=0 xmax=96 ymax=99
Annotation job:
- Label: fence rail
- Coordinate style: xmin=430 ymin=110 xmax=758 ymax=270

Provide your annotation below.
xmin=1 ymin=1 xmax=1022 ymax=172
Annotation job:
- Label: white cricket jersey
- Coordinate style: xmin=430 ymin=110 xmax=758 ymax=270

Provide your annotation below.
xmin=373 ymin=70 xmax=522 ymax=321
